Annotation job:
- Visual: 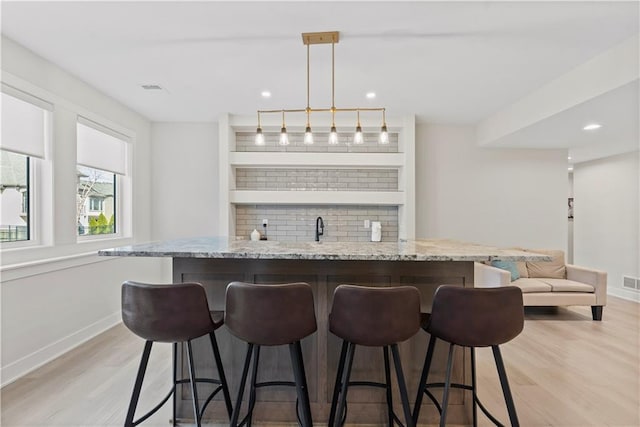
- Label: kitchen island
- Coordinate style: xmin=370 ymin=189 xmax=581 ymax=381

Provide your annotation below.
xmin=100 ymin=238 xmax=545 ymax=425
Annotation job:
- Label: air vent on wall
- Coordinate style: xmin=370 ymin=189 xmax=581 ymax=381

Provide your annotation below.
xmin=141 ymin=84 xmax=163 ymax=90
xmin=622 ymin=276 xmax=639 ymax=291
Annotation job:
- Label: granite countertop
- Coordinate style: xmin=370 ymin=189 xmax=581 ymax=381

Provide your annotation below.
xmin=98 ymin=237 xmax=550 ymax=262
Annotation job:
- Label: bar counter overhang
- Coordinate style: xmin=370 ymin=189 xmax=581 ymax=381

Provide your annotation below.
xmin=100 ymin=237 xmax=546 ymax=425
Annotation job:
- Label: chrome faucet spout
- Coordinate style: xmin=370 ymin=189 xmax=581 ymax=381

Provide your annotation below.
xmin=315 ymin=216 xmax=324 ymax=242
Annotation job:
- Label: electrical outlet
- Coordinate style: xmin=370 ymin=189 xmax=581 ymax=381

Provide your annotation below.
xmin=364 ymin=219 xmax=370 ymax=229
xmin=262 ymin=219 xmax=268 ymax=227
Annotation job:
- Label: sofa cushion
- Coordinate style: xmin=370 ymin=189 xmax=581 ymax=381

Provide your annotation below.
xmin=515 ymin=261 xmax=529 ymax=279
xmin=526 ymin=249 xmax=566 ymax=279
xmin=539 ymin=279 xmax=595 ymax=293
xmin=490 ymin=260 xmax=520 ymax=281
xmin=511 ymin=278 xmax=553 ymax=293
xmin=507 ymin=248 xmax=529 ymax=278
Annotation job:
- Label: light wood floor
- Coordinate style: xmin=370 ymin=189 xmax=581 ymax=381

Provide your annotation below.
xmin=2 ymin=296 xmax=639 ymax=426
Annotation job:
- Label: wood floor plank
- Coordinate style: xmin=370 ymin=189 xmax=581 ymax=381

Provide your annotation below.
xmin=1 ymin=296 xmax=638 ymax=426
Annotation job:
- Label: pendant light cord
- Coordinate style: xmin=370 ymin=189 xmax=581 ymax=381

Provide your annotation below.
xmin=307 ymin=43 xmax=311 ymax=127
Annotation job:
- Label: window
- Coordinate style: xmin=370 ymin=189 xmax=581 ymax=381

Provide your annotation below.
xmin=76 ymin=119 xmax=128 ymax=238
xmin=0 ymin=150 xmax=30 ymax=242
xmin=0 ymin=90 xmax=48 ymax=244
xmin=88 ymin=197 xmax=104 ymax=212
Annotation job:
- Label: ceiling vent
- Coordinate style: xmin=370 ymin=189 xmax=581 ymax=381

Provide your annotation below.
xmin=141 ymin=84 xmax=163 ymax=90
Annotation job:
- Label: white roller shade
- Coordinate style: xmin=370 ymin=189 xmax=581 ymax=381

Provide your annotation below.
xmin=77 ymin=121 xmax=128 ymax=175
xmin=1 ymin=91 xmax=47 ymax=158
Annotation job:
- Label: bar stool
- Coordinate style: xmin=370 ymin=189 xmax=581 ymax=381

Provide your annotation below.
xmin=225 ymin=281 xmax=317 ymax=427
xmin=328 ymin=285 xmax=421 ymax=427
xmin=413 ymin=285 xmax=524 ymax=427
xmin=121 ymin=281 xmax=233 ymax=427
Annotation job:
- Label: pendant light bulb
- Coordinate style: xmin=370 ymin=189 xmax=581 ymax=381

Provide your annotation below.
xmin=255 ymin=127 xmax=265 ymax=146
xmin=279 ymin=126 xmax=290 ymax=146
xmin=354 ymin=125 xmax=364 ymax=145
xmin=328 ymin=126 xmax=339 ymax=145
xmin=304 ymin=126 xmax=314 ymax=145
xmin=379 ymin=124 xmax=389 ymax=145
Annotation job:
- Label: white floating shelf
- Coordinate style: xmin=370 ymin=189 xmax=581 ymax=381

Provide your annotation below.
xmin=230 ymin=190 xmax=404 ymax=206
xmin=229 ymin=152 xmax=405 ymax=168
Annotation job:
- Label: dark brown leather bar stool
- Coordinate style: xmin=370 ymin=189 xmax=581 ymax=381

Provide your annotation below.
xmin=121 ymin=281 xmax=233 ymax=427
xmin=413 ymin=285 xmax=524 ymax=427
xmin=328 ymin=285 xmax=421 ymax=427
xmin=225 ymin=281 xmax=317 ymax=427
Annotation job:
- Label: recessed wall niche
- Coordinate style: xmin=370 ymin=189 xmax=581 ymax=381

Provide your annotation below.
xmin=218 ymin=114 xmax=416 ymax=240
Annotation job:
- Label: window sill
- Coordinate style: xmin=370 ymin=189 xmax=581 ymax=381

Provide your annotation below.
xmin=1 ymin=236 xmax=134 ymax=282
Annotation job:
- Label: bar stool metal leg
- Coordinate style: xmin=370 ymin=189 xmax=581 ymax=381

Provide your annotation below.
xmin=328 ymin=340 xmax=348 ymax=426
xmin=209 ymin=332 xmax=233 ymax=418
xmin=492 ymin=346 xmax=520 ymax=427
xmin=185 ymin=340 xmax=201 ymax=427
xmin=289 ymin=340 xmax=313 ymax=427
xmin=383 ymin=346 xmax=394 ymax=426
xmin=172 ymin=343 xmax=178 ymax=426
xmin=231 ymin=343 xmax=254 ymax=427
xmin=125 ymin=341 xmax=153 ymax=427
xmin=413 ymin=334 xmax=437 ymax=424
xmin=471 ymin=347 xmax=478 ymax=427
xmin=390 ymin=344 xmax=414 ymax=427
xmin=333 ymin=341 xmax=356 ymax=427
xmin=247 ymin=345 xmax=261 ymax=426
xmin=439 ymin=343 xmax=456 ymax=427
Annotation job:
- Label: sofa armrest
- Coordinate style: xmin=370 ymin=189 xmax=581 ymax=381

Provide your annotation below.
xmin=566 ymin=264 xmax=607 ymax=306
xmin=474 ymin=262 xmax=511 ymax=288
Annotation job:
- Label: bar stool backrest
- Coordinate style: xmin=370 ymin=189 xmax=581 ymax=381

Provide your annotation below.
xmin=225 ymin=282 xmax=317 ymax=346
xmin=330 ymin=285 xmax=421 ymax=346
xmin=428 ymin=285 xmax=524 ymax=347
xmin=122 ymin=281 xmax=215 ymax=343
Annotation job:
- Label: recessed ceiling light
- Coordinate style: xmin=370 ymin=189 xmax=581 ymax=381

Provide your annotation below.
xmin=366 ymin=92 xmax=376 ymax=99
xmin=583 ymin=123 xmax=602 ymax=131
xmin=261 ymin=91 xmax=271 ymax=98
xmin=141 ymin=84 xmax=163 ymax=90
xmin=568 ymin=156 xmax=572 ymax=160
xmin=568 ymin=166 xmax=574 ymax=171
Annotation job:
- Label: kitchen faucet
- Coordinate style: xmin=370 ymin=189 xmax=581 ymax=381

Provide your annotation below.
xmin=315 ymin=216 xmax=324 ymax=242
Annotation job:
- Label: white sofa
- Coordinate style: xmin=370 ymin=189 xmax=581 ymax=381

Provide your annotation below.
xmin=474 ymin=249 xmax=607 ymax=320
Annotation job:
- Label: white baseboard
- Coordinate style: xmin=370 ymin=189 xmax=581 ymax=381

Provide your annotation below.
xmin=1 ymin=312 xmax=121 ymax=388
xmin=608 ymin=287 xmax=640 ymax=303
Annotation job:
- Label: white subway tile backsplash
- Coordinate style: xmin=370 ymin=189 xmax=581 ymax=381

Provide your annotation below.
xmin=235 ymin=204 xmax=398 ymax=242
xmin=236 ymin=168 xmax=398 ymax=191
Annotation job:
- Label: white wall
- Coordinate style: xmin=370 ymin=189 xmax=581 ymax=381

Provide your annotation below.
xmin=574 ymin=152 xmax=640 ymax=301
xmin=1 ymin=37 xmax=163 ymax=386
xmin=150 ymin=123 xmax=219 ymax=240
xmin=416 ymin=124 xmax=568 ymax=250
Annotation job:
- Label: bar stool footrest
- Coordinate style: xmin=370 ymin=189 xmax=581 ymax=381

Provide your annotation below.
xmin=422 ymin=382 xmax=506 ymax=427
xmin=130 ymin=386 xmax=175 ymax=427
xmin=238 ymin=380 xmax=302 ymax=427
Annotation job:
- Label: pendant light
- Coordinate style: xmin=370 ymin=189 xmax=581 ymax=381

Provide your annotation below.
xmin=279 ymin=111 xmax=289 ymax=146
xmin=255 ymin=31 xmax=388 ymax=146
xmin=353 ymin=110 xmax=364 ymax=144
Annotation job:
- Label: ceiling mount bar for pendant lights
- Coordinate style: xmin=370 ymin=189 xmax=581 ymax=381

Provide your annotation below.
xmin=255 ymin=31 xmax=388 ymax=146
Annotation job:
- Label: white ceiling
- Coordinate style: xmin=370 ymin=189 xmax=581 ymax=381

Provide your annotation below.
xmin=2 ymin=1 xmax=638 ymax=125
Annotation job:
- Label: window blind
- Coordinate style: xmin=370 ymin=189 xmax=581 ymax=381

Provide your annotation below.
xmin=77 ymin=120 xmax=128 ymax=175
xmin=1 ymin=91 xmax=48 ymax=159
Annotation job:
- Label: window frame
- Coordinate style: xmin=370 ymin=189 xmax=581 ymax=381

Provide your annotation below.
xmin=76 ymin=118 xmax=131 ymax=243
xmin=0 ymin=84 xmax=52 ymax=250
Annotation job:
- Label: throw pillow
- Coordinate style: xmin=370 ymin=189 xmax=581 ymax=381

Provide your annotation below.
xmin=526 ymin=249 xmax=566 ymax=279
xmin=491 ymin=260 xmax=520 ymax=282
